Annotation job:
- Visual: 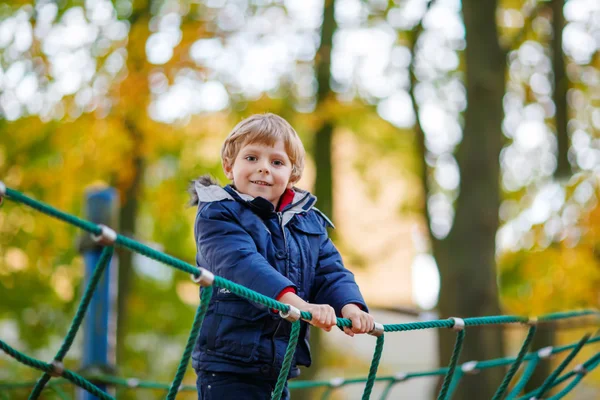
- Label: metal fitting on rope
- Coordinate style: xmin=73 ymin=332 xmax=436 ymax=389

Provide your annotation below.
xmin=537 ymin=346 xmax=553 ymax=359
xmin=394 ymin=372 xmax=408 ymax=382
xmin=573 ymin=364 xmax=587 ymax=376
xmin=461 ymin=361 xmax=480 ymax=375
xmin=91 ymin=224 xmax=117 ymax=245
xmin=190 ymin=268 xmax=215 ymax=287
xmin=527 ymin=316 xmax=538 ymax=326
xmin=49 ymin=360 xmax=64 ymax=377
xmin=368 ymin=322 xmax=384 ymax=337
xmin=126 ymin=378 xmax=140 ymax=388
xmin=329 ymin=377 xmax=344 ymax=388
xmin=280 ymin=304 xmax=301 ymax=322
xmin=449 ymin=317 xmax=465 ymax=332
xmin=0 ymin=181 xmax=6 ymax=206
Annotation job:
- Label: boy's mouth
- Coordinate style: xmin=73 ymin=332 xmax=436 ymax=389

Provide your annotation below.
xmin=250 ymin=180 xmax=272 ymax=186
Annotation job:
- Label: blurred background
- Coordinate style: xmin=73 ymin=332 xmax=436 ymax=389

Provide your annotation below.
xmin=0 ymin=0 xmax=599 ymax=398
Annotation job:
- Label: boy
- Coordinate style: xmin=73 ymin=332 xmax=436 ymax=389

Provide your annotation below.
xmin=189 ymin=113 xmax=374 ymax=399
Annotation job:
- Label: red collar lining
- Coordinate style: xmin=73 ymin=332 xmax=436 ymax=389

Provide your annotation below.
xmin=277 ymin=189 xmax=295 ymax=212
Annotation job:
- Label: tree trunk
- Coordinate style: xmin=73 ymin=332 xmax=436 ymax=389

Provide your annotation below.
xmin=115 ymin=119 xmax=145 ymax=365
xmin=435 ymin=1 xmax=506 ymax=398
xmin=298 ymin=0 xmax=336 ymax=397
xmin=552 ymin=0 xmax=570 ymax=179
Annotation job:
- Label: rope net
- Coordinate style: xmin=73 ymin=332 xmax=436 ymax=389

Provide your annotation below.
xmin=0 ymin=184 xmax=598 ymax=400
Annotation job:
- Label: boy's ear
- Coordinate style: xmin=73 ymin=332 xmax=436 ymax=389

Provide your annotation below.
xmin=287 ymin=175 xmax=299 ymax=189
xmin=223 ymin=161 xmax=234 ymax=180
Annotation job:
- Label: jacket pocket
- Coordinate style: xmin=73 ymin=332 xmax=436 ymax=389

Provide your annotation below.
xmin=207 ymin=299 xmax=267 ymax=363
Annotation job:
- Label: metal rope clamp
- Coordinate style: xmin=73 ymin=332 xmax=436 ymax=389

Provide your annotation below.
xmin=49 ymin=360 xmax=64 ymax=377
xmin=368 ymin=322 xmax=384 ymax=337
xmin=573 ymin=364 xmax=587 ymax=376
xmin=126 ymin=378 xmax=140 ymax=388
xmin=190 ymin=268 xmax=215 ymax=287
xmin=461 ymin=361 xmax=480 ymax=375
xmin=537 ymin=346 xmax=553 ymax=359
xmin=91 ymin=224 xmax=117 ymax=245
xmin=394 ymin=372 xmax=408 ymax=382
xmin=527 ymin=316 xmax=538 ymax=326
xmin=329 ymin=377 xmax=345 ymax=388
xmin=449 ymin=317 xmax=465 ymax=332
xmin=0 ymin=181 xmax=6 ymax=206
xmin=280 ymin=304 xmax=301 ymax=322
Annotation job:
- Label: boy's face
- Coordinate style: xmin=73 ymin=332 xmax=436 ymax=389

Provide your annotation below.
xmin=224 ymin=139 xmax=295 ymax=208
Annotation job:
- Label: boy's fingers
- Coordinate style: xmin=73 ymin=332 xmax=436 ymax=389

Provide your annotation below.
xmin=343 ymin=327 xmax=354 ymax=337
xmin=351 ymin=316 xmax=362 ymax=333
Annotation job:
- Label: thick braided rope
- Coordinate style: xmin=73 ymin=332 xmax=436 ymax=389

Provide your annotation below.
xmin=534 ymin=333 xmax=590 ymax=399
xmin=29 ymin=246 xmax=114 ymax=399
xmin=444 ymin=368 xmax=464 ymax=399
xmin=361 ymin=334 xmax=385 ymax=400
xmin=0 ymin=339 xmax=113 ymax=400
xmin=505 ymin=354 xmax=540 ymax=399
xmin=436 ymin=329 xmax=465 ymax=400
xmin=166 ymin=286 xmax=213 ymax=400
xmin=492 ymin=325 xmax=537 ymax=400
xmin=272 ymin=320 xmax=301 ymax=400
xmin=517 ymin=351 xmax=600 ymax=400
xmin=547 ymin=353 xmax=600 ymax=400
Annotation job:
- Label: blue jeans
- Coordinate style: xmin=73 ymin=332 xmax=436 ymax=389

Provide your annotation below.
xmin=196 ymin=371 xmax=290 ymax=400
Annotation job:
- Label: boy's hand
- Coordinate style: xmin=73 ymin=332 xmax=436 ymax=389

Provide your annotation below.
xmin=277 ymin=291 xmax=337 ymax=332
xmin=304 ymin=303 xmax=337 ymax=332
xmin=341 ymin=304 xmax=375 ymax=337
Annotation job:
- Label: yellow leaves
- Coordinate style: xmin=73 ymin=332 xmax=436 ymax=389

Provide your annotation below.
xmin=1 ymin=248 xmax=29 ymax=274
xmin=51 ymin=265 xmax=75 ymax=302
xmin=500 ymin=245 xmax=600 ymax=316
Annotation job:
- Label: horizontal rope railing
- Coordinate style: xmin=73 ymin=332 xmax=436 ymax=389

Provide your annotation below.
xmin=1 ymin=183 xmax=599 ymax=400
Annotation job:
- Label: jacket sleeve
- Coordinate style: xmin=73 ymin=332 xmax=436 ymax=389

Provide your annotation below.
xmin=195 ymin=202 xmax=296 ymax=299
xmin=310 ymin=218 xmax=368 ymax=316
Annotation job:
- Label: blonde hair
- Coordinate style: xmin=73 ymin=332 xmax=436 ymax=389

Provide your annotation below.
xmin=221 ymin=113 xmax=305 ymax=183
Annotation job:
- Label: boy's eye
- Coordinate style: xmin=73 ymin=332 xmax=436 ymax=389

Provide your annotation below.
xmin=245 ymin=156 xmax=257 ymax=162
xmin=272 ymin=160 xmax=284 ymax=166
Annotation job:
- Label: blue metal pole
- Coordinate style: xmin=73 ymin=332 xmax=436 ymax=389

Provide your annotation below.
xmin=78 ymin=186 xmax=119 ymax=400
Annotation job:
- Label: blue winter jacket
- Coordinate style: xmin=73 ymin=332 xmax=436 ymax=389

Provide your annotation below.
xmin=190 ymin=179 xmax=367 ymax=379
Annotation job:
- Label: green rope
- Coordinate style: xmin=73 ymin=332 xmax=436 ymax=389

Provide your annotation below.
xmin=444 ymin=368 xmax=464 ymax=399
xmin=0 ymin=339 xmax=113 ymax=399
xmin=29 ymin=246 xmax=114 ymax=399
xmin=505 ymin=356 xmax=540 ymax=399
xmin=533 ymin=333 xmax=590 ymax=399
xmin=165 ymin=286 xmax=213 ymax=400
xmin=518 ymin=352 xmax=600 ymax=400
xmin=492 ymin=325 xmax=537 ymax=400
xmin=320 ymin=385 xmax=335 ymax=400
xmin=437 ymin=329 xmax=466 ymax=400
xmin=2 ymin=185 xmax=600 ymax=400
xmin=379 ymin=380 xmax=395 ymax=399
xmin=361 ymin=334 xmax=385 ymax=400
xmin=272 ymin=320 xmax=301 ymax=400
